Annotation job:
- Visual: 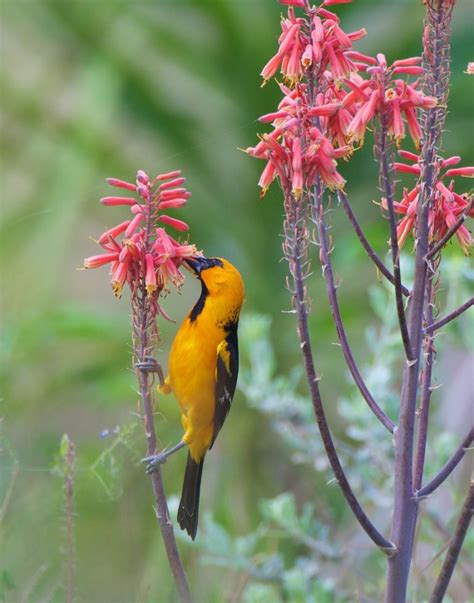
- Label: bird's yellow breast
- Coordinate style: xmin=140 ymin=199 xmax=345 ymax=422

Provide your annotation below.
xmin=167 ymin=258 xmax=244 ymax=461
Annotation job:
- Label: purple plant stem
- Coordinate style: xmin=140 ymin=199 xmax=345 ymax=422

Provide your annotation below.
xmin=426 ymin=198 xmax=473 ymax=260
xmin=133 ymin=193 xmax=192 ymax=603
xmin=428 ymin=483 xmax=474 ymax=603
xmin=425 ymin=509 xmax=474 ymax=589
xmin=311 ymin=189 xmax=395 ymax=433
xmin=385 ymin=2 xmax=453 ymax=600
xmin=284 ymin=190 xmax=395 ymax=553
xmin=337 ymin=190 xmax=410 ymax=297
xmin=376 ymin=117 xmax=412 ymax=360
xmin=413 ymin=276 xmax=436 ymax=491
xmin=134 ymin=296 xmax=192 ymax=603
xmin=417 ymin=427 xmax=474 ymax=498
xmin=424 ymin=296 xmax=474 ymax=334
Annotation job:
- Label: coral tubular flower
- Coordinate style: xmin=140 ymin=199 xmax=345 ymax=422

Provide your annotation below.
xmin=279 ymin=0 xmax=306 ymax=7
xmin=84 ymin=253 xmax=120 ymax=269
xmin=145 ymin=253 xmax=158 ymax=297
xmin=84 ymin=168 xmax=198 ymax=298
xmin=158 ymin=215 xmax=190 ymax=232
xmin=106 ymin=178 xmax=136 ymax=191
xmin=291 ymin=137 xmax=304 ymax=199
xmin=391 ymin=152 xmax=473 ymax=254
xmin=100 ymin=196 xmax=137 ymax=206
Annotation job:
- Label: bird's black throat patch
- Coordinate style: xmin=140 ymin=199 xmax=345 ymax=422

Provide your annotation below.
xmin=189 ymin=281 xmax=209 ymax=322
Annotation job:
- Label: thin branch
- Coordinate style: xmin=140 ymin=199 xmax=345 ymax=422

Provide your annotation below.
xmin=428 ymin=482 xmax=474 ymax=603
xmin=376 ymin=117 xmax=413 ymax=360
xmin=311 ymin=191 xmax=395 ymax=433
xmin=337 ymin=190 xmax=410 ymax=297
xmin=284 ymin=190 xmax=395 ymax=554
xmin=413 ymin=277 xmax=436 ymax=491
xmin=424 ymin=296 xmax=474 ymax=334
xmin=417 ymin=427 xmax=474 ymax=499
xmin=134 ymin=312 xmax=192 ymax=603
xmin=424 ymin=510 xmax=474 ymax=589
xmin=426 ymin=198 xmax=473 ymax=259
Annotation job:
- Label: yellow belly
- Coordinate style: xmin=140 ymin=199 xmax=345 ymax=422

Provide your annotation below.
xmin=169 ymin=319 xmax=222 ymax=461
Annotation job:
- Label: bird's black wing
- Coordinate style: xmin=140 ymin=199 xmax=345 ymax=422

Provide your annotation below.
xmin=210 ymin=321 xmax=239 ymax=449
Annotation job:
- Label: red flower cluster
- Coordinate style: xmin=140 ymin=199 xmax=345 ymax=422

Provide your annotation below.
xmin=246 ymin=83 xmax=350 ymax=196
xmin=248 ymin=1 xmax=437 ymax=200
xmin=385 ymin=151 xmax=473 ymax=253
xmin=262 ymin=4 xmax=366 ymax=86
xmin=84 ymin=169 xmax=198 ymax=298
xmin=345 ymin=55 xmax=436 ymax=148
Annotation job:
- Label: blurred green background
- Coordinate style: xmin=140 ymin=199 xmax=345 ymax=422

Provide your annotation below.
xmin=1 ymin=1 xmax=472 ymax=602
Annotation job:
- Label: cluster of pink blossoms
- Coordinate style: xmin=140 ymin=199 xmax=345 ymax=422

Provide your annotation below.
xmin=247 ymin=1 xmax=437 ymax=200
xmin=84 ymin=169 xmax=198 ymax=299
xmin=246 ymin=82 xmax=351 ymax=195
xmin=388 ymin=152 xmax=474 ymax=253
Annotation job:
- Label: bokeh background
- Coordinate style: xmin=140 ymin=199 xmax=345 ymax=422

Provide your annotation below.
xmin=1 ymin=1 xmax=472 ymax=602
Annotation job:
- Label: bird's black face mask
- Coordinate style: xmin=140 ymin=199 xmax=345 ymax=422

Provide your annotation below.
xmin=185 ymin=256 xmax=223 ymax=275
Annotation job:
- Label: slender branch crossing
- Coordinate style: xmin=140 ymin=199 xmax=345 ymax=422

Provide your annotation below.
xmin=337 ymin=190 xmax=410 ymax=297
xmin=428 ymin=483 xmax=474 ymax=603
xmin=424 ymin=296 xmax=474 ymax=334
xmin=427 ymin=198 xmax=473 ymax=259
xmin=417 ymin=427 xmax=474 ymax=498
xmin=376 ymin=117 xmax=412 ymax=360
xmin=311 ymin=189 xmax=395 ymax=433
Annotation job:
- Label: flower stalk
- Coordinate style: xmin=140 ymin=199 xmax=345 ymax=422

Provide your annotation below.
xmin=84 ymin=169 xmax=196 ymax=602
xmin=133 ymin=288 xmax=192 ymax=603
xmin=385 ymin=2 xmax=455 ymax=599
xmin=247 ymin=0 xmax=471 ymax=600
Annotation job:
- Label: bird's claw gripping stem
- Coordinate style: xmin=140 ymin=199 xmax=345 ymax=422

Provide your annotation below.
xmin=142 ymin=441 xmax=186 ymax=474
xmin=135 ymin=355 xmax=161 ymax=374
xmin=142 ymin=452 xmax=168 ymax=474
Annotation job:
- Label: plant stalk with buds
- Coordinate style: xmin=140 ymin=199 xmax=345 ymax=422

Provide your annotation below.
xmin=246 ymin=0 xmax=473 ymax=600
xmin=84 ymin=169 xmax=196 ymax=603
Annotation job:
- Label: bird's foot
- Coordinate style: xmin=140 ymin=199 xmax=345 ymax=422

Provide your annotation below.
xmin=135 ymin=356 xmax=161 ymax=374
xmin=142 ymin=451 xmax=169 ymax=474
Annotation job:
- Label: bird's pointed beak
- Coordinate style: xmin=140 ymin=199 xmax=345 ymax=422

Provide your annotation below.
xmin=184 ymin=256 xmax=223 ymax=275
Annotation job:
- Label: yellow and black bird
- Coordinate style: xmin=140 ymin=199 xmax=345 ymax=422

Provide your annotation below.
xmin=143 ymin=256 xmax=245 ymax=539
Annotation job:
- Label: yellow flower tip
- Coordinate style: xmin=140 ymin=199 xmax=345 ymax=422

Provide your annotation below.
xmin=260 ymin=78 xmax=269 ymax=88
xmin=293 ymin=188 xmax=303 ymax=200
xmin=112 ymin=282 xmax=123 ymax=298
xmin=146 ymin=284 xmax=158 ymax=297
xmin=259 ymin=187 xmax=268 ymax=199
xmin=337 ymin=181 xmax=346 ymax=192
xmin=395 ymin=136 xmax=404 ymax=149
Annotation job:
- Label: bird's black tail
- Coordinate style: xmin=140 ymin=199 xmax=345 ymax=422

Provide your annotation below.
xmin=177 ymin=452 xmax=204 ymax=540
